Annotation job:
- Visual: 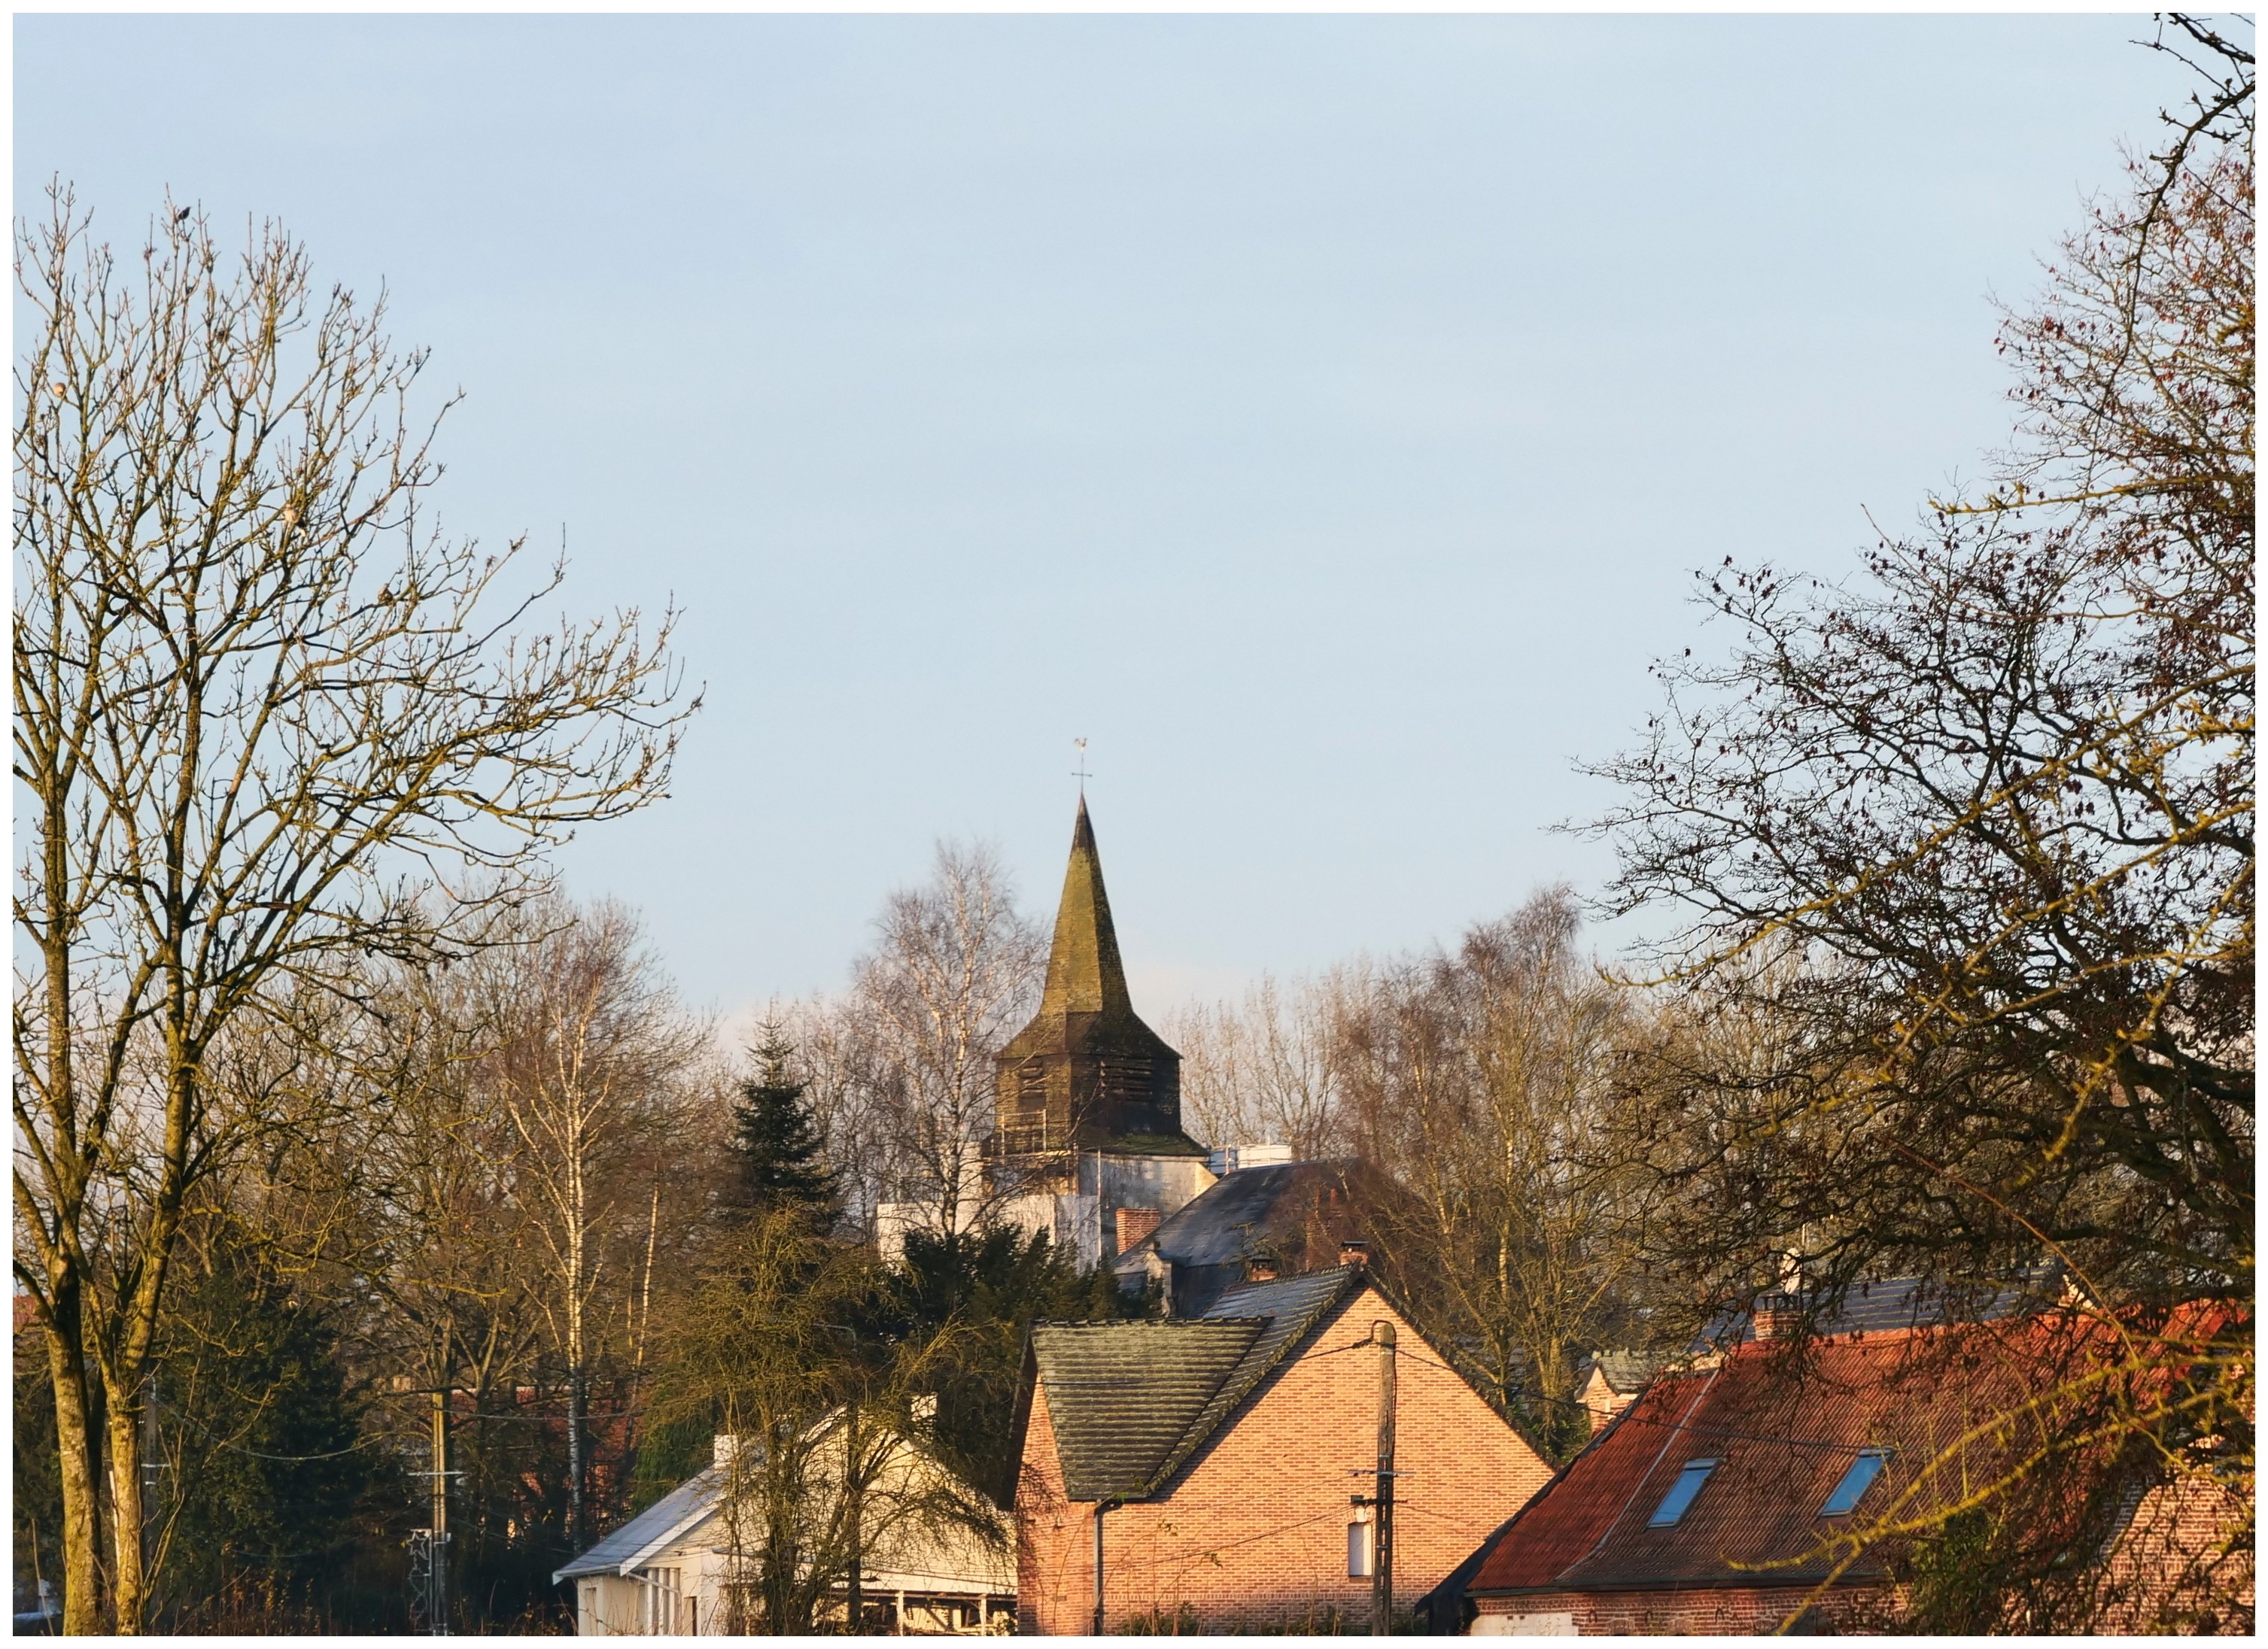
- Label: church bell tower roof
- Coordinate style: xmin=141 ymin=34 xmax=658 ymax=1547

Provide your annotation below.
xmin=995 ymin=797 xmax=1196 ymax=1155
xmin=1039 ymin=795 xmax=1136 ymax=1020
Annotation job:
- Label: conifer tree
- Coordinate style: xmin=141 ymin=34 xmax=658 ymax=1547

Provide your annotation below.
xmin=728 ymin=1022 xmax=838 ymax=1219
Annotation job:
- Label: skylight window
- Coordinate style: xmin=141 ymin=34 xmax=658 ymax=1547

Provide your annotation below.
xmin=1647 ymin=1458 xmax=1719 ymax=1527
xmin=1820 ymin=1449 xmax=1889 ymax=1517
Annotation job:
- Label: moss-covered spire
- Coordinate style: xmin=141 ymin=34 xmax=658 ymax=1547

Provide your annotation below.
xmin=1039 ymin=795 xmax=1135 ymax=1019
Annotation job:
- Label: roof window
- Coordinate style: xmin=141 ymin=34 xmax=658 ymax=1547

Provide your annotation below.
xmin=1820 ymin=1448 xmax=1889 ymax=1517
xmin=1647 ymin=1458 xmax=1719 ymax=1527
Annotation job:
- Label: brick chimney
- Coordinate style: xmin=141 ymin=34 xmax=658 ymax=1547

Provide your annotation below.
xmin=1245 ymin=1255 xmax=1280 ymax=1283
xmin=1116 ymin=1207 xmax=1162 ymax=1254
xmin=1752 ymin=1290 xmax=1804 ymax=1341
xmin=1339 ymin=1240 xmax=1370 ymax=1269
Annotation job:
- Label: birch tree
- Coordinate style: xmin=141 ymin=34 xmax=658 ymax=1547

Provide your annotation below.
xmin=850 ymin=843 xmax=1044 ymax=1238
xmin=12 ymin=190 xmax=690 ymax=1632
xmin=493 ymin=898 xmax=704 ymax=1553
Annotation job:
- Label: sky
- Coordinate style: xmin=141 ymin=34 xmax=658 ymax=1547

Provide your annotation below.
xmin=15 ymin=14 xmax=2203 ymax=1026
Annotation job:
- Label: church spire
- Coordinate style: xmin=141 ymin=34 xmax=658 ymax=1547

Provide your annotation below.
xmin=1043 ymin=798 xmax=1143 ymax=1020
xmin=994 ymin=797 xmax=1193 ymax=1156
xmin=1038 ymin=795 xmax=1135 ymax=1019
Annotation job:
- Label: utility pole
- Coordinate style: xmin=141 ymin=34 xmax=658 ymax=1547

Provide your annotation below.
xmin=847 ymin=1400 xmax=863 ymax=1635
xmin=140 ymin=1370 xmax=161 ymax=1629
xmin=430 ymin=1389 xmax=450 ymax=1636
xmin=1371 ymin=1321 xmax=1397 ymax=1636
xmin=1093 ymin=1501 xmax=1111 ymax=1635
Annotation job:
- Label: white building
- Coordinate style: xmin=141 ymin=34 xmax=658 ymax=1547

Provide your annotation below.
xmin=555 ymin=1430 xmax=1014 ymax=1635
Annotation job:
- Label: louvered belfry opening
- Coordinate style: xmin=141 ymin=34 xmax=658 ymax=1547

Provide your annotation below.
xmin=994 ymin=798 xmax=1187 ymax=1157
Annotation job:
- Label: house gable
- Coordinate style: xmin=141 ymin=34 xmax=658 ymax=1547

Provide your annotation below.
xmin=1014 ymin=1266 xmax=1555 ymax=1632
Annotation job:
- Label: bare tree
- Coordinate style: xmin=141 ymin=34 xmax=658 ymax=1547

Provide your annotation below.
xmin=1339 ymin=891 xmax=1640 ymax=1456
xmin=490 ymin=898 xmax=707 ymax=1553
xmin=845 ymin=842 xmax=1044 ymax=1239
xmin=1166 ymin=971 xmax=1348 ymax=1159
xmin=1585 ymin=23 xmax=2251 ymax=1618
xmin=12 ymin=191 xmax=691 ymax=1632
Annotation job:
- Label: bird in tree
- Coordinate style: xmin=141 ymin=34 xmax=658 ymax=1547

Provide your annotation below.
xmin=728 ymin=1021 xmax=839 ymax=1220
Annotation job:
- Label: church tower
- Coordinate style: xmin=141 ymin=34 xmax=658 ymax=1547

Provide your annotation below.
xmin=989 ymin=799 xmax=1215 ymax=1265
xmin=995 ymin=796 xmax=1198 ymax=1152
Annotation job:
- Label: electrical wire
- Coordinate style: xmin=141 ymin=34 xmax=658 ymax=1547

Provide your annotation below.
xmin=1385 ymin=1344 xmax=1875 ymax=1456
xmin=1109 ymin=1505 xmax=1348 ymax=1573
xmin=157 ymin=1395 xmax=389 ymax=1462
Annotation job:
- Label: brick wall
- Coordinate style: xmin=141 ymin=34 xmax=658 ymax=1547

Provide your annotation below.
xmin=1474 ymin=1583 xmax=1887 ymax=1635
xmin=1017 ymin=1286 xmax=1552 ymax=1634
xmin=2092 ymin=1474 xmax=2253 ymax=1632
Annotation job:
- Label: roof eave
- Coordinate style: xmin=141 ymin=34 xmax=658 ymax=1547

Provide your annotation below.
xmin=1469 ymin=1569 xmax=1889 ymax=1599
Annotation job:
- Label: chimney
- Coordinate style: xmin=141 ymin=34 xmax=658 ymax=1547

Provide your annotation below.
xmin=1339 ymin=1240 xmax=1370 ymax=1270
xmin=1752 ymin=1290 xmax=1803 ymax=1341
xmin=713 ymin=1434 xmax=743 ymax=1471
xmin=1116 ymin=1207 xmax=1162 ymax=1254
xmin=1246 ymin=1255 xmax=1280 ymax=1283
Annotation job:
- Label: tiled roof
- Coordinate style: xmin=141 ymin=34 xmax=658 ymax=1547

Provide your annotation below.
xmin=1031 ymin=1319 xmax=1267 ymax=1501
xmin=1029 ymin=1265 xmax=1370 ymax=1502
xmin=1470 ymin=1303 xmax=2241 ymax=1599
xmin=553 ymin=1465 xmax=721 ymax=1583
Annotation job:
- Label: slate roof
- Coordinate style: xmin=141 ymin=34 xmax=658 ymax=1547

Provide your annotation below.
xmin=1581 ymin=1350 xmax=1661 ymax=1396
xmin=1026 ymin=1265 xmax=1372 ymax=1502
xmin=552 ymin=1465 xmax=721 ymax=1583
xmin=1468 ymin=1302 xmax=2242 ymax=1599
xmin=1130 ymin=1162 xmax=1349 ymax=1271
xmin=1689 ymin=1264 xmax=2066 ymax=1354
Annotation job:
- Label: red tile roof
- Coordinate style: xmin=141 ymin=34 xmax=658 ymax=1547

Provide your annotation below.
xmin=1471 ymin=1304 xmax=2241 ymax=1598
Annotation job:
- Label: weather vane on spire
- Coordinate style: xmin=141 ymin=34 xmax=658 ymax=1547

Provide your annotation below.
xmin=1072 ymin=737 xmax=1090 ymax=796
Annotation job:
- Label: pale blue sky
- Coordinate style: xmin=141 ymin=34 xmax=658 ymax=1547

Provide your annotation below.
xmin=15 ymin=14 xmax=2198 ymax=1020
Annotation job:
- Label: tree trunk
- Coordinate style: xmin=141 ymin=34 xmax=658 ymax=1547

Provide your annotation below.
xmin=103 ymin=1395 xmax=146 ymax=1633
xmin=566 ymin=1134 xmax=587 ymax=1553
xmin=41 ymin=1304 xmax=106 ymax=1635
xmin=567 ymin=1370 xmax=586 ymax=1554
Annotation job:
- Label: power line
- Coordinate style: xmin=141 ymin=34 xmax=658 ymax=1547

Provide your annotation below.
xmin=157 ymin=1396 xmax=388 ymax=1462
xmin=1111 ymin=1506 xmax=1348 ymax=1573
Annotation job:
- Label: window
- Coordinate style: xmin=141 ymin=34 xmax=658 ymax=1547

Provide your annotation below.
xmin=1347 ymin=1519 xmax=1374 ymax=1578
xmin=1647 ymin=1458 xmax=1719 ymax=1526
xmin=1820 ymin=1449 xmax=1889 ymax=1517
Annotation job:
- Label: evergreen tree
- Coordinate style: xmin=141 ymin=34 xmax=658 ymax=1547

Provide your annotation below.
xmin=728 ymin=1022 xmax=838 ymax=1219
xmin=889 ymin=1225 xmax=1142 ymax=1504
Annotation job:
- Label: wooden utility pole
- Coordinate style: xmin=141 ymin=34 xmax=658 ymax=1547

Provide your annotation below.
xmin=430 ymin=1390 xmax=450 ymax=1636
xmin=847 ymin=1401 xmax=864 ymax=1634
xmin=1372 ymin=1321 xmax=1397 ymax=1635
xmin=1093 ymin=1500 xmax=1112 ymax=1635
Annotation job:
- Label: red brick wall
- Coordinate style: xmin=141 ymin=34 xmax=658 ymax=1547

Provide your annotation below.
xmin=1475 ymin=1584 xmax=1886 ymax=1635
xmin=1017 ymin=1286 xmax=1552 ymax=1634
xmin=2093 ymin=1474 xmax=2253 ymax=1632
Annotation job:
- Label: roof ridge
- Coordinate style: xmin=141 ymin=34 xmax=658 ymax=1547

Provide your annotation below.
xmin=1036 ymin=1315 xmax=1271 ymax=1329
xmin=1139 ymin=1268 xmax=1367 ymax=1495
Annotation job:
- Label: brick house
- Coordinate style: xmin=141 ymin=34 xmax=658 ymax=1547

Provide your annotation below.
xmin=1011 ymin=1262 xmax=1555 ymax=1634
xmin=1572 ymin=1350 xmax=1655 ymax=1435
xmin=1456 ymin=1302 xmax=2251 ymax=1635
